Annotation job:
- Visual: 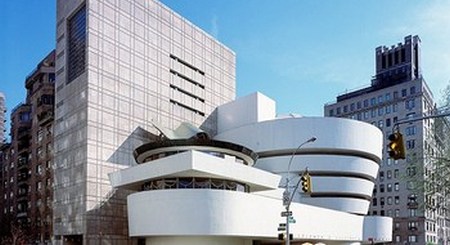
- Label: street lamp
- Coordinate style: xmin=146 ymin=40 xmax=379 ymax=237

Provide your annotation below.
xmin=283 ymin=136 xmax=316 ymax=245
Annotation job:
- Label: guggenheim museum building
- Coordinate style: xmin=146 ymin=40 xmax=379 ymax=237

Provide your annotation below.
xmin=109 ymin=92 xmax=392 ymax=245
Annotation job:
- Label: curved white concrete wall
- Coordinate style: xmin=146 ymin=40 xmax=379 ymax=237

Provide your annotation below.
xmin=146 ymin=237 xmax=250 ymax=245
xmin=215 ymin=117 xmax=382 ymax=214
xmin=127 ymin=189 xmax=392 ymax=243
xmin=215 ymin=117 xmax=382 ymax=161
xmin=363 ymin=216 xmax=393 ymax=244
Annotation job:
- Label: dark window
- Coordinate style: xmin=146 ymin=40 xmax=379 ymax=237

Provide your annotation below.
xmin=48 ymin=73 xmax=55 ymax=83
xmin=401 ymin=48 xmax=406 ymax=62
xmin=329 ymin=109 xmax=334 ymax=116
xmin=363 ymin=99 xmax=368 ymax=108
xmin=67 ymin=5 xmax=86 ymax=84
xmin=393 ymin=91 xmax=398 ymax=99
xmin=402 ymin=89 xmax=407 ymax=97
xmin=410 ymin=86 xmax=416 ymax=94
xmin=394 ymin=50 xmax=399 ymax=64
xmin=386 ymin=118 xmax=391 ymax=127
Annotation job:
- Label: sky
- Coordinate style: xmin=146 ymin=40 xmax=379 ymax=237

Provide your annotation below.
xmin=1 ymin=1 xmax=450 ymax=133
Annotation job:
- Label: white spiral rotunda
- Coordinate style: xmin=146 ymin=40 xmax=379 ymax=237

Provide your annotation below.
xmin=109 ymin=92 xmax=392 ymax=245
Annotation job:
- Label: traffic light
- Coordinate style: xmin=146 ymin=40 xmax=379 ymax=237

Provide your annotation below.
xmin=300 ymin=171 xmax=312 ymax=193
xmin=277 ymin=233 xmax=293 ymax=241
xmin=387 ymin=132 xmax=406 ymax=160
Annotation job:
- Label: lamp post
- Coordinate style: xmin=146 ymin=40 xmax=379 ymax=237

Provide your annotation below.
xmin=283 ymin=137 xmax=316 ymax=245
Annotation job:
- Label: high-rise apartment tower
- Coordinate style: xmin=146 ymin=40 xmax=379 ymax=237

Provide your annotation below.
xmin=0 ymin=51 xmax=56 ymax=244
xmin=325 ymin=35 xmax=449 ymax=245
xmin=54 ymin=0 xmax=236 ymax=243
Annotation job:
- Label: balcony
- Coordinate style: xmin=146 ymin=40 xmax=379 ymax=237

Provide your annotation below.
xmin=17 ymin=129 xmax=30 ymax=140
xmin=37 ymin=111 xmax=54 ymax=126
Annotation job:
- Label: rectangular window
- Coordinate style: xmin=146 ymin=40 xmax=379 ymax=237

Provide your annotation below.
xmin=410 ymin=86 xmax=416 ymax=94
xmin=406 ymin=140 xmax=415 ymax=149
xmin=378 ymin=108 xmax=383 ymax=116
xmin=378 ymin=120 xmax=383 ymax=128
xmin=387 ymin=183 xmax=392 ymax=192
xmin=371 ymin=98 xmax=376 ymax=106
xmin=363 ymin=99 xmax=368 ymax=108
xmin=402 ymin=89 xmax=407 ymax=97
xmin=378 ymin=95 xmax=383 ymax=104
xmin=385 ymin=105 xmax=391 ymax=114
xmin=67 ymin=5 xmax=87 ymax=84
xmin=393 ymin=91 xmax=398 ymax=99
xmin=405 ymin=99 xmax=415 ymax=110
xmin=408 ymin=235 xmax=417 ymax=243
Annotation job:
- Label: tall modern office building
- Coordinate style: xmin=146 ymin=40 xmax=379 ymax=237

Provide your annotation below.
xmin=0 ymin=92 xmax=6 ymax=144
xmin=54 ymin=0 xmax=235 ymax=243
xmin=325 ymin=35 xmax=449 ymax=245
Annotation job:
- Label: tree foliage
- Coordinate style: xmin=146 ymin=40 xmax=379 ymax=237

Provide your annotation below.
xmin=406 ymin=83 xmax=450 ymax=213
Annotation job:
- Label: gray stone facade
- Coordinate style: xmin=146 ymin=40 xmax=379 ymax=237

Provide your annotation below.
xmin=325 ymin=35 xmax=449 ymax=245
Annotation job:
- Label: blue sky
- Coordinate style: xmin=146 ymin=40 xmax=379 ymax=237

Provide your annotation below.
xmin=1 ymin=1 xmax=449 ymax=129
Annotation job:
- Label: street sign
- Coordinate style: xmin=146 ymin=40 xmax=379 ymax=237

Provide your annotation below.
xmin=277 ymin=227 xmax=286 ymax=231
xmin=281 ymin=211 xmax=292 ymax=217
xmin=279 ymin=223 xmax=286 ymax=227
xmin=288 ymin=218 xmax=296 ymax=224
xmin=283 ymin=190 xmax=290 ymax=206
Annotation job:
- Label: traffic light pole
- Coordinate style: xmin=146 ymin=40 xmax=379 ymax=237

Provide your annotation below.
xmin=392 ymin=110 xmax=450 ymax=133
xmin=283 ymin=137 xmax=316 ymax=245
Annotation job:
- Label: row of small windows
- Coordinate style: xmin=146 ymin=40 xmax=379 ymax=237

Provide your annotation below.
xmin=141 ymin=177 xmax=249 ymax=192
xmin=371 ymin=208 xmax=418 ymax=217
xmin=373 ymin=195 xmax=400 ymax=206
xmin=394 ymin=235 xmax=418 ymax=243
xmin=376 ymin=182 xmax=400 ymax=193
xmin=379 ymin=169 xmax=400 ymax=181
xmin=334 ymin=98 xmax=416 ymax=120
xmin=3 ymin=197 xmax=52 ymax=214
xmin=329 ymin=86 xmax=417 ymax=116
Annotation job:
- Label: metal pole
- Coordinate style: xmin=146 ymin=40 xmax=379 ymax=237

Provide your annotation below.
xmin=285 ymin=204 xmax=290 ymax=245
xmin=284 ymin=137 xmax=316 ymax=245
